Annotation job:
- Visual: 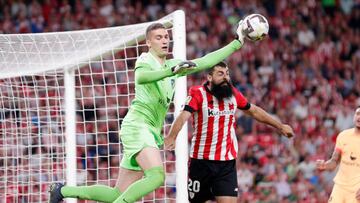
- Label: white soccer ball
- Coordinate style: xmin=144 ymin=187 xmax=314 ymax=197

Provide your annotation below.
xmin=243 ymin=14 xmax=269 ymax=41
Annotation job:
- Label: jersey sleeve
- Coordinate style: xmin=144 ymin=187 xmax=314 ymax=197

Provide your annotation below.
xmin=188 ymin=40 xmax=242 ymax=74
xmin=183 ymin=86 xmax=203 ymax=113
xmin=135 ymin=60 xmax=151 ymax=71
xmin=233 ymin=87 xmax=251 ymax=110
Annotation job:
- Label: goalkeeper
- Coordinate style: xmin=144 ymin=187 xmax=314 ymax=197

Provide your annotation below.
xmin=49 ymin=21 xmax=248 ymax=203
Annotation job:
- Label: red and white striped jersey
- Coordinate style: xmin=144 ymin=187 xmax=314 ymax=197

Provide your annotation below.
xmin=184 ymin=83 xmax=250 ymax=161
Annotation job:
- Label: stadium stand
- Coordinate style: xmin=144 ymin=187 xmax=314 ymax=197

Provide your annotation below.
xmin=1 ymin=0 xmax=359 ymax=202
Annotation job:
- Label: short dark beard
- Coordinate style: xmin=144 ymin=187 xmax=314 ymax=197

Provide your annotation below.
xmin=211 ymin=81 xmax=233 ymax=100
xmin=356 ymin=125 xmax=360 ymax=131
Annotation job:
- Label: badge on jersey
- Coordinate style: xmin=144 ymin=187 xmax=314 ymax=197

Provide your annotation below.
xmin=189 ymin=191 xmax=195 ymax=199
xmin=185 ymin=96 xmax=192 ymax=105
xmin=171 ymin=78 xmax=175 ymax=89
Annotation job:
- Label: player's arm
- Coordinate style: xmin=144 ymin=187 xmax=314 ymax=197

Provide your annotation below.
xmin=136 ymin=61 xmax=199 ymax=84
xmin=356 ymin=188 xmax=360 ymax=201
xmin=135 ymin=63 xmax=173 ymax=84
xmin=178 ymin=40 xmax=242 ymax=76
xmin=177 ymin=21 xmax=246 ymax=76
xmin=164 ymin=110 xmax=192 ymax=150
xmin=243 ymin=104 xmax=294 ymax=138
xmin=316 ymin=148 xmax=341 ymax=171
xmin=165 ymin=87 xmax=200 ymax=150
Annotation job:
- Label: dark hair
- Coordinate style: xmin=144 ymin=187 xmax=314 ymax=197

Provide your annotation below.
xmin=208 ymin=61 xmax=228 ymax=75
xmin=145 ymin=23 xmax=166 ymax=39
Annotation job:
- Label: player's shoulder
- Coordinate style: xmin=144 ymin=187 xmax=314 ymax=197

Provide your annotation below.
xmin=137 ymin=52 xmax=150 ymax=63
xmin=339 ymin=128 xmax=355 ymax=137
xmin=189 ymin=85 xmax=204 ymax=94
xmin=232 ymin=87 xmax=248 ymax=102
xmin=336 ymin=128 xmax=354 ymax=141
xmin=135 ymin=52 xmax=157 ymax=69
xmin=232 ymin=86 xmax=244 ymax=95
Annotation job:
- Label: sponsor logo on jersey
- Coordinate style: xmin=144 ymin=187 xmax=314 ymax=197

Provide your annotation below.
xmin=208 ymin=108 xmax=235 ymax=117
xmin=350 ymin=152 xmax=357 ymax=161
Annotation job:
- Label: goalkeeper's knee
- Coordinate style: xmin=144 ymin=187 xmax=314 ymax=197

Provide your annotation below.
xmin=144 ymin=166 xmax=165 ymax=188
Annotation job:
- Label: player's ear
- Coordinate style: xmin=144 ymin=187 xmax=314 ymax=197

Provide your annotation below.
xmin=146 ymin=32 xmax=152 ymax=48
xmin=207 ymin=74 xmax=212 ymax=81
xmin=146 ymin=39 xmax=151 ymax=48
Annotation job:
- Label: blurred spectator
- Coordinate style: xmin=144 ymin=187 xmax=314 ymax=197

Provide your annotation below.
xmin=1 ymin=0 xmax=360 ymax=202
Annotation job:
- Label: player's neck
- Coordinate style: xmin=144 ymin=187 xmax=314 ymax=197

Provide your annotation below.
xmin=355 ymin=127 xmax=360 ymax=135
xmin=149 ymin=50 xmax=166 ymax=65
xmin=207 ymin=83 xmax=213 ymax=91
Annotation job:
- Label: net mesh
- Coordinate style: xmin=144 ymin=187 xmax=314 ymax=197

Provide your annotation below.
xmin=0 ymin=13 xmax=179 ymax=203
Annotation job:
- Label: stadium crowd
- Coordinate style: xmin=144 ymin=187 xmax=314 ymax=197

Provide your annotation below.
xmin=1 ymin=0 xmax=360 ymax=202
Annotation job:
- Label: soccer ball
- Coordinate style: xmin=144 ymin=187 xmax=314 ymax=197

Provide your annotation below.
xmin=243 ymin=14 xmax=269 ymax=41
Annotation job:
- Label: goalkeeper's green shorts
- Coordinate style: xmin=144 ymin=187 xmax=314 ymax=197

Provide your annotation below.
xmin=119 ymin=120 xmax=163 ymax=171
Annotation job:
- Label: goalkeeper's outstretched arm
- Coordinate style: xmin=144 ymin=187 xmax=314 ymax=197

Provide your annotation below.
xmin=183 ymin=39 xmax=242 ymax=75
xmin=178 ymin=20 xmax=246 ymax=76
xmin=135 ymin=61 xmax=198 ymax=84
xmin=135 ymin=64 xmax=173 ymax=84
xmin=136 ymin=38 xmax=243 ymax=84
xmin=135 ymin=20 xmax=246 ymax=83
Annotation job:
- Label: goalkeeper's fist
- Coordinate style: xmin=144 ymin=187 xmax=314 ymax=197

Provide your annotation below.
xmin=236 ymin=19 xmax=246 ymax=45
xmin=171 ymin=61 xmax=196 ymax=75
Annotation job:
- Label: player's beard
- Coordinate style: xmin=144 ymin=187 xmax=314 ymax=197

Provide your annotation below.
xmin=211 ymin=80 xmax=233 ymax=100
xmin=356 ymin=122 xmax=360 ymax=131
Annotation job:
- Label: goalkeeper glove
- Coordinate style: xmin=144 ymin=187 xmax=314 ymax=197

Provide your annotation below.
xmin=236 ymin=20 xmax=246 ymax=45
xmin=171 ymin=61 xmax=197 ymax=75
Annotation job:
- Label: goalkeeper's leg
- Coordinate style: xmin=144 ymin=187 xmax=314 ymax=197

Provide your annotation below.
xmin=113 ymin=147 xmax=165 ymax=203
xmin=49 ymin=169 xmax=143 ymax=203
xmin=49 ymin=183 xmax=121 ymax=203
xmin=61 ymin=185 xmax=121 ymax=203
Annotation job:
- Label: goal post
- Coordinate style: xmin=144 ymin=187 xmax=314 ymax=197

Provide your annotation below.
xmin=172 ymin=10 xmax=189 ymax=203
xmin=0 ymin=10 xmax=188 ymax=203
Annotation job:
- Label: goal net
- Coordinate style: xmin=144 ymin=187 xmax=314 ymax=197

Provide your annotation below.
xmin=0 ymin=10 xmax=188 ymax=203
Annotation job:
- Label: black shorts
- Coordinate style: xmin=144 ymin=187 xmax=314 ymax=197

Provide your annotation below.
xmin=188 ymin=158 xmax=238 ymax=202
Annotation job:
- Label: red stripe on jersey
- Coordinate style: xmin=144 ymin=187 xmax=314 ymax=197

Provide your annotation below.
xmin=188 ymin=86 xmax=203 ymax=111
xmin=192 ymin=103 xmax=203 ymax=159
xmin=189 ymin=84 xmax=247 ymax=161
xmin=214 ymin=99 xmax=225 ymax=160
xmin=229 ymin=115 xmax=237 ymax=158
xmin=203 ymin=91 xmax=214 ymax=159
xmin=225 ymin=114 xmax=233 ymax=160
xmin=233 ymin=87 xmax=249 ymax=108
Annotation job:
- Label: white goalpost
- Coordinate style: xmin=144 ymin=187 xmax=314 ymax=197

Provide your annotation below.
xmin=0 ymin=10 xmax=188 ymax=203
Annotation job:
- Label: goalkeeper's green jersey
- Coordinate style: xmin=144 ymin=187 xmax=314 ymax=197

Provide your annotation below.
xmin=123 ymin=52 xmax=180 ymax=129
xmin=122 ymin=40 xmax=242 ymax=132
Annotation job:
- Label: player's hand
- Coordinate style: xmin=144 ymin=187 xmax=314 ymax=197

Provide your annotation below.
xmin=164 ymin=135 xmax=176 ymax=151
xmin=279 ymin=124 xmax=294 ymax=138
xmin=236 ymin=19 xmax=246 ymax=45
xmin=316 ymin=159 xmax=327 ymax=170
xmin=171 ymin=61 xmax=196 ymax=75
xmin=356 ymin=188 xmax=360 ymax=200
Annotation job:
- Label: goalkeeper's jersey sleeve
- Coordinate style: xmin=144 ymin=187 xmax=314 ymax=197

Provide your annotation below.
xmin=122 ymin=52 xmax=180 ymax=130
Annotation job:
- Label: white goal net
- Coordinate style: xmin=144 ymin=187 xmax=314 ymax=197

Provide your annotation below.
xmin=0 ymin=10 xmax=187 ymax=203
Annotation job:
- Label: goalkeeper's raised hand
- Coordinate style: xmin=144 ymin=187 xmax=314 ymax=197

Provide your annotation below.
xmin=236 ymin=19 xmax=246 ymax=45
xmin=171 ymin=61 xmax=197 ymax=75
